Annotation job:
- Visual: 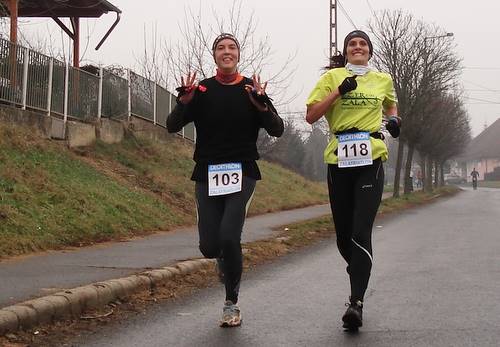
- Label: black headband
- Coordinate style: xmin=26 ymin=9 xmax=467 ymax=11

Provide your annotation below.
xmin=342 ymin=30 xmax=373 ymax=59
xmin=212 ymin=33 xmax=240 ymax=52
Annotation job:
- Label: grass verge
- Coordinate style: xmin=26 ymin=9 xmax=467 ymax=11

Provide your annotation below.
xmin=0 ymin=122 xmax=327 ymax=258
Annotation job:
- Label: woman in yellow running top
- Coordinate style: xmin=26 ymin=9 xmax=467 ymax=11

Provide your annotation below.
xmin=306 ymin=30 xmax=399 ymax=331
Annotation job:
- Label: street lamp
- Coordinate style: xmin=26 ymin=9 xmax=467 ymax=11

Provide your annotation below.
xmin=424 ymin=32 xmax=454 ymax=41
xmin=422 ymin=32 xmax=454 ymax=68
xmin=422 ymin=32 xmax=454 ymax=77
xmin=419 ymin=32 xmax=454 ymax=192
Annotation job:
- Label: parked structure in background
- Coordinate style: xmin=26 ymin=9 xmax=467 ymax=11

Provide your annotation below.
xmin=0 ymin=0 xmax=121 ymax=68
xmin=0 ymin=37 xmax=195 ymax=142
xmin=455 ymin=118 xmax=500 ymax=182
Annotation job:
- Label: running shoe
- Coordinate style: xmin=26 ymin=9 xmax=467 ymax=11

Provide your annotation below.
xmin=342 ymin=299 xmax=363 ymax=330
xmin=215 ymin=257 xmax=225 ymax=284
xmin=220 ymin=300 xmax=242 ymax=327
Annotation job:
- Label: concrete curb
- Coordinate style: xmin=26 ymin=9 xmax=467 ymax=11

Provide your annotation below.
xmin=0 ymin=258 xmax=215 ymax=335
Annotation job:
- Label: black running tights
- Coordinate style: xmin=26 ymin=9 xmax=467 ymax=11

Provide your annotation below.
xmin=195 ymin=177 xmax=256 ymax=304
xmin=327 ymin=159 xmax=384 ymax=302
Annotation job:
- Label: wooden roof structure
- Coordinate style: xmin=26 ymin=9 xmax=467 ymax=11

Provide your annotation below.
xmin=0 ymin=0 xmax=121 ymax=67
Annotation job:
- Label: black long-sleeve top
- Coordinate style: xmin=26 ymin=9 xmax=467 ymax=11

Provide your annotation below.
xmin=167 ymin=76 xmax=284 ymax=182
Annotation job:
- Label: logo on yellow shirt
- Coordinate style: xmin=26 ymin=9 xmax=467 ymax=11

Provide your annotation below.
xmin=341 ymin=92 xmax=379 ymax=108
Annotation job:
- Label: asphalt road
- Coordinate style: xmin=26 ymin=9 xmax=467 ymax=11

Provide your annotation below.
xmin=69 ymin=187 xmax=500 ymax=347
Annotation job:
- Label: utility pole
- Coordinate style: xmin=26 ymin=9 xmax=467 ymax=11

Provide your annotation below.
xmin=329 ymin=0 xmax=338 ymax=59
xmin=329 ymin=0 xmax=344 ymax=68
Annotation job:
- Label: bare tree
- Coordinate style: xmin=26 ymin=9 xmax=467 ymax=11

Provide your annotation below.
xmin=261 ymin=119 xmax=306 ymax=173
xmin=417 ymin=92 xmax=471 ymax=188
xmin=137 ymin=0 xmax=297 ymax=107
xmin=135 ymin=23 xmax=168 ymax=87
xmin=369 ymin=9 xmax=462 ymax=196
xmin=302 ymin=124 xmax=328 ymax=181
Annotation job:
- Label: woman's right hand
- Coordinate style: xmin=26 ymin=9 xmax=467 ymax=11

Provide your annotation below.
xmin=338 ymin=76 xmax=357 ymax=95
xmin=178 ymin=72 xmax=198 ymax=105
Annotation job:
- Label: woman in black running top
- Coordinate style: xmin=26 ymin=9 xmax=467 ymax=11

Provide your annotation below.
xmin=167 ymin=33 xmax=284 ymax=327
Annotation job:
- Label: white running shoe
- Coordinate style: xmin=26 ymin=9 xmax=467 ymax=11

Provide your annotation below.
xmin=219 ymin=300 xmax=242 ymax=327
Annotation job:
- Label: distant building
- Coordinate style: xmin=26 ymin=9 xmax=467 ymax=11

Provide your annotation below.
xmin=456 ymin=118 xmax=500 ymax=181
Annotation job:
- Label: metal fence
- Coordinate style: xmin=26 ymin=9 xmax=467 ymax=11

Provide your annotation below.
xmin=0 ymin=39 xmax=25 ymax=105
xmin=0 ymin=37 xmax=194 ymax=141
xmin=102 ymin=69 xmax=128 ymax=119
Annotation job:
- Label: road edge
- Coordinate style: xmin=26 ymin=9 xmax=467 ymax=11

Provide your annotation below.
xmin=0 ymin=258 xmax=214 ymax=335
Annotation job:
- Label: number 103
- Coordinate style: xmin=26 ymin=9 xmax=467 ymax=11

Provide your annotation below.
xmin=212 ymin=173 xmax=240 ymax=186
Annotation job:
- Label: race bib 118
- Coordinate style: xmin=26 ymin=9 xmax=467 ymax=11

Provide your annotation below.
xmin=337 ymin=132 xmax=373 ymax=168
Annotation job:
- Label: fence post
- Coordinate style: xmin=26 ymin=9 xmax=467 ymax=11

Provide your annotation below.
xmin=127 ymin=69 xmax=132 ymax=121
xmin=63 ymin=62 xmax=69 ymax=137
xmin=98 ymin=66 xmax=103 ymax=119
xmin=21 ymin=47 xmax=29 ymax=110
xmin=153 ymin=82 xmax=157 ymax=125
xmin=46 ymin=58 xmax=53 ymax=116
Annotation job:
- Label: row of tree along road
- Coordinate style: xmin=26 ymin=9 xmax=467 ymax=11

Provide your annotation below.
xmin=259 ymin=10 xmax=469 ymax=195
xmin=114 ymin=4 xmax=472 ymax=194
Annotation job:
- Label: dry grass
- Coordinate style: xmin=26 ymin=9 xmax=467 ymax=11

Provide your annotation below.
xmin=0 ymin=122 xmax=327 ymax=258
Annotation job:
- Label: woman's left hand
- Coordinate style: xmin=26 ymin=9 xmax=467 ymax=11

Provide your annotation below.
xmin=245 ymin=74 xmax=269 ymax=112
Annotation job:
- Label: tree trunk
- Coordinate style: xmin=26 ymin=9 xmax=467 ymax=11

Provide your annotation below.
xmin=439 ymin=162 xmax=444 ymax=186
xmin=434 ymin=160 xmax=439 ymax=189
xmin=420 ymin=155 xmax=426 ymax=191
xmin=439 ymin=161 xmax=445 ymax=187
xmin=425 ymin=156 xmax=433 ymax=192
xmin=403 ymin=144 xmax=414 ymax=194
xmin=392 ymin=140 xmax=405 ymax=198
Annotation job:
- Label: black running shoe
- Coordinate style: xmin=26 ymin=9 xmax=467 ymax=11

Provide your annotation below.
xmin=342 ymin=300 xmax=363 ymax=330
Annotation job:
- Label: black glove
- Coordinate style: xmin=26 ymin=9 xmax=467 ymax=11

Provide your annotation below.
xmin=386 ymin=116 xmax=401 ymax=138
xmin=175 ymin=85 xmax=192 ymax=104
xmin=175 ymin=85 xmax=193 ymax=97
xmin=338 ymin=76 xmax=357 ymax=95
xmin=250 ymin=88 xmax=272 ymax=106
xmin=250 ymin=89 xmax=280 ymax=115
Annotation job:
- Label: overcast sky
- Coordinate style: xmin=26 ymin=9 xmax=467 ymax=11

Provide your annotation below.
xmin=13 ymin=0 xmax=500 ymax=137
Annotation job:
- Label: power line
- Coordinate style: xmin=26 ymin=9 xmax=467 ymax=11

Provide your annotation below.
xmin=463 ymin=96 xmax=500 ymax=104
xmin=465 ymin=89 xmax=500 ymax=92
xmin=463 ymin=79 xmax=498 ymax=93
xmin=465 ymin=103 xmax=500 ymax=105
xmin=463 ymin=66 xmax=500 ymax=70
xmin=338 ymin=0 xmax=357 ymax=30
xmin=365 ymin=0 xmax=375 ymax=15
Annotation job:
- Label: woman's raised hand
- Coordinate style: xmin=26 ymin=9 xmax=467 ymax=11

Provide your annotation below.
xmin=245 ymin=74 xmax=269 ymax=112
xmin=178 ymin=72 xmax=198 ymax=105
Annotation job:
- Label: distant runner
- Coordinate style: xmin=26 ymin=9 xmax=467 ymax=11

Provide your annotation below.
xmin=471 ymin=167 xmax=479 ymax=190
xmin=306 ymin=30 xmax=400 ymax=331
xmin=167 ymin=33 xmax=284 ymax=327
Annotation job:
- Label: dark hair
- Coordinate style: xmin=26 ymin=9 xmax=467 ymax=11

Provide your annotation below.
xmin=326 ymin=54 xmax=346 ymax=69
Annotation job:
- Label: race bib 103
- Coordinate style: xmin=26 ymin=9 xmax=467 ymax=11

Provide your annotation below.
xmin=208 ymin=163 xmax=242 ymax=196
